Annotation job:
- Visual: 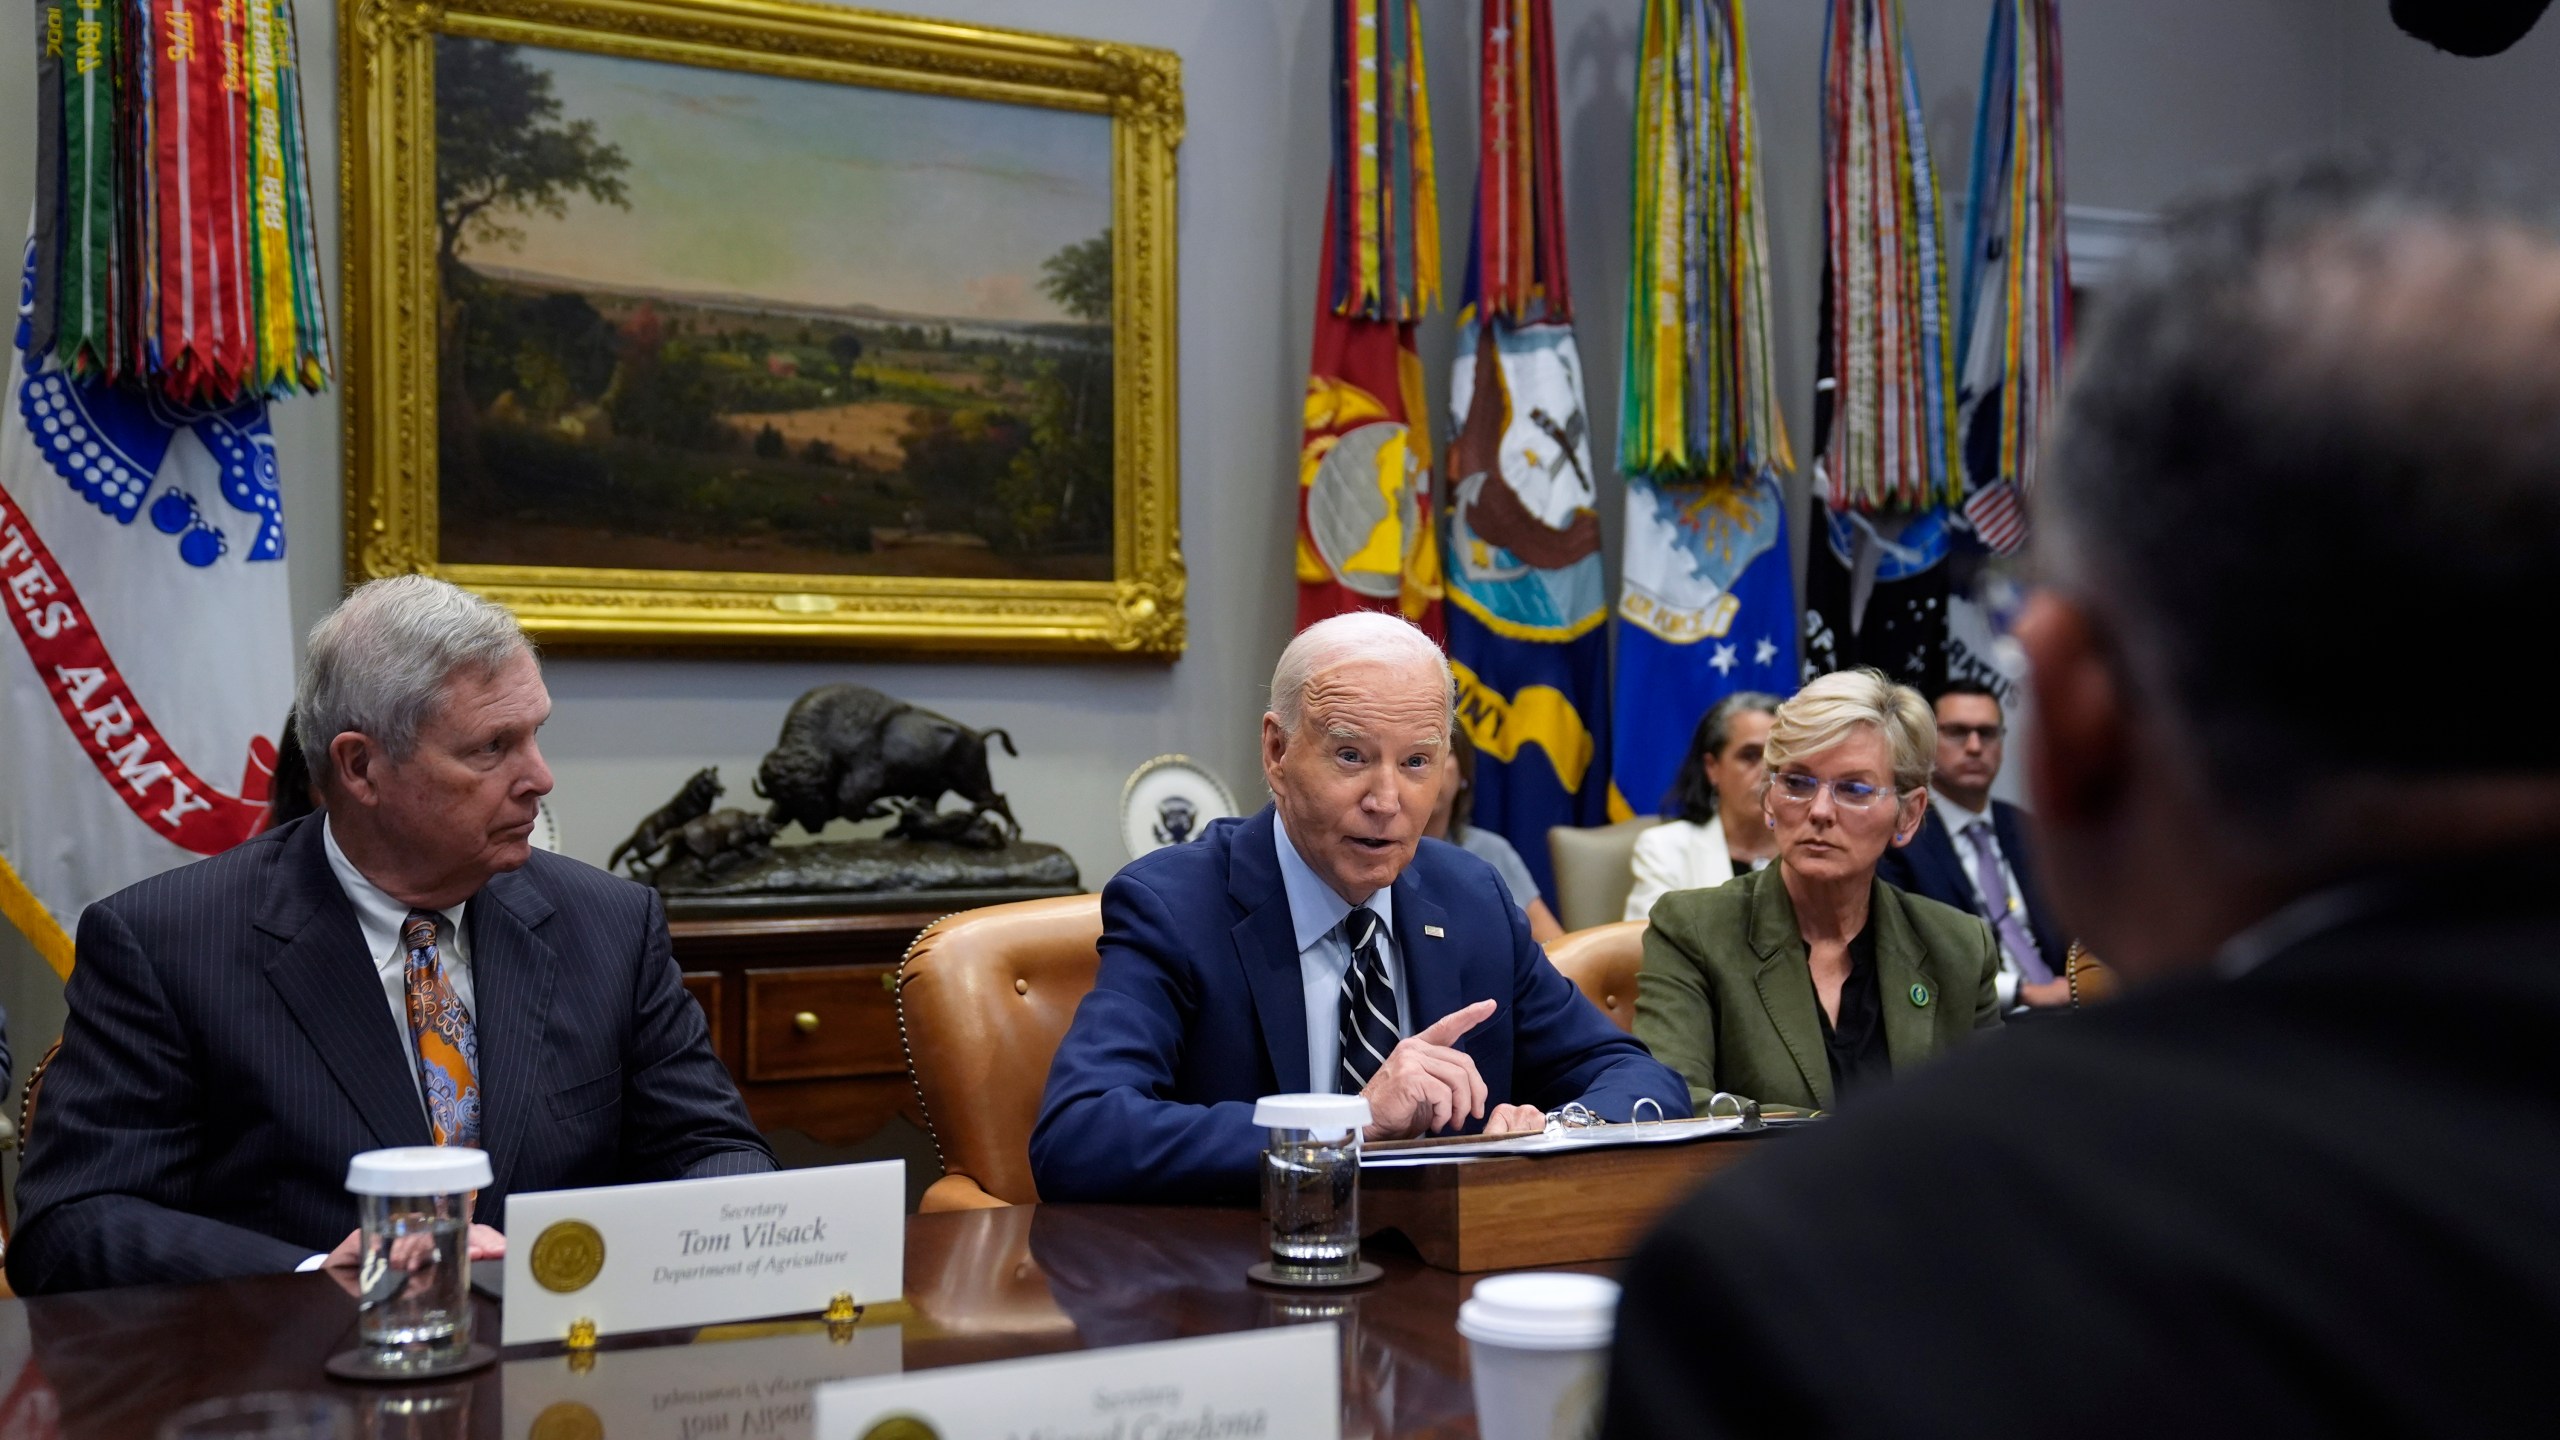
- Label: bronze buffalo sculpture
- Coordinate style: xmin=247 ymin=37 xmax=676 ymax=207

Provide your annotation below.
xmin=754 ymin=683 xmax=1020 ymax=843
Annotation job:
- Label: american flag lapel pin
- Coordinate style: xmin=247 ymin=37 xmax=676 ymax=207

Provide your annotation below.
xmin=1424 ymin=925 xmax=1445 ymax=938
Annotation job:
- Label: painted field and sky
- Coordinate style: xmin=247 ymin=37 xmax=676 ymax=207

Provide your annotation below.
xmin=469 ymin=45 xmax=1113 ymax=322
xmin=434 ymin=37 xmax=1121 ymax=582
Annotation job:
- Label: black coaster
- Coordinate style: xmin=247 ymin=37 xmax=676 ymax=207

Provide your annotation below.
xmin=1245 ymin=1260 xmax=1384 ymax=1290
xmin=324 ymin=1343 xmax=500 ymax=1383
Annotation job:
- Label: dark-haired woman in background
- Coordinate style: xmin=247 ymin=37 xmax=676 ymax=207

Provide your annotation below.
xmin=1623 ymin=692 xmax=1781 ymax=922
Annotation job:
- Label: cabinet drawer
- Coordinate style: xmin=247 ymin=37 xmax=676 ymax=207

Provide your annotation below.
xmin=744 ymin=965 xmax=905 ymax=1081
xmin=681 ymin=971 xmax=727 ymax=1066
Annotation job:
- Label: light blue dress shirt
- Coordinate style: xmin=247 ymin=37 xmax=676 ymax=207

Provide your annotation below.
xmin=1274 ymin=815 xmax=1411 ymax=1093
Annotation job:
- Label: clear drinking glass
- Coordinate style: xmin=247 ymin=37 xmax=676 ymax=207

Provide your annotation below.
xmin=1253 ymin=1093 xmax=1371 ymax=1280
xmin=157 ymin=1394 xmax=354 ymax=1440
xmin=343 ymin=1147 xmax=494 ymax=1369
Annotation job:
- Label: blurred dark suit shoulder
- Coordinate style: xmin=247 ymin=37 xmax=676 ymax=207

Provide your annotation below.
xmin=1604 ymin=893 xmax=2560 ymax=1438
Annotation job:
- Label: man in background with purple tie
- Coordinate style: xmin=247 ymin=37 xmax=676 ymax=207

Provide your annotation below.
xmin=1031 ymin=611 xmax=1685 ymax=1204
xmin=8 ymin=575 xmax=772 ymax=1295
xmin=1877 ymin=680 xmax=2075 ymax=1014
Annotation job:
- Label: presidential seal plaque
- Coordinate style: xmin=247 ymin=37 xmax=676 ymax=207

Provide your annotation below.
xmin=530 ymin=1220 xmax=607 ymax=1294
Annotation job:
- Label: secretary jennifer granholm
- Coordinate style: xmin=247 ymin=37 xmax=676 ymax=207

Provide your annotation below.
xmin=1633 ymin=669 xmax=2002 ymax=1113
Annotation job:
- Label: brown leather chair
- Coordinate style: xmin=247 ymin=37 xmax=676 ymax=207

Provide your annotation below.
xmin=898 ymin=894 xmax=1103 ymax=1212
xmin=1547 ymin=817 xmax=1663 ymax=930
xmin=1544 ymin=921 xmax=1647 ymax=1033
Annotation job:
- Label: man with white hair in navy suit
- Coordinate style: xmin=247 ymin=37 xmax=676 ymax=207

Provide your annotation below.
xmin=1031 ymin=610 xmax=1687 ymax=1203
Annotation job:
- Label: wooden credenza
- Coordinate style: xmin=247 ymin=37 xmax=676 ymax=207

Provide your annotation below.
xmin=666 ymin=891 xmax=1075 ymax=1150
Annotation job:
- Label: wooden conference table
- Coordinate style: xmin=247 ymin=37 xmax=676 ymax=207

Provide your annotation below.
xmin=0 ymin=1204 xmax=1593 ymax=1440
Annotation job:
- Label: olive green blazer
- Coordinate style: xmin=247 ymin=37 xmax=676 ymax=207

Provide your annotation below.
xmin=1634 ymin=864 xmax=2003 ymax=1112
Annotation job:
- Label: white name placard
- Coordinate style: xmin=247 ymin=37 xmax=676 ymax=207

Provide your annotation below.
xmin=814 ymin=1324 xmax=1339 ymax=1440
xmin=502 ymin=1160 xmax=904 ymax=1346
xmin=506 ymin=1321 xmax=901 ymax=1440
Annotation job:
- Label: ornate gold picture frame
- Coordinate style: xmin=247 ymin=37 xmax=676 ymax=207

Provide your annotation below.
xmin=340 ymin=0 xmax=1183 ymax=655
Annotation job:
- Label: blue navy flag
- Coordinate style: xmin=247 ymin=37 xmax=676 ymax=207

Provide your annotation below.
xmin=1613 ymin=474 xmax=1799 ymax=820
xmin=1444 ymin=312 xmax=1610 ymax=900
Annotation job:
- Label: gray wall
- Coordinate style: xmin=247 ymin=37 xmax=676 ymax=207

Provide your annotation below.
xmin=0 ymin=0 xmax=2507 ymax=1068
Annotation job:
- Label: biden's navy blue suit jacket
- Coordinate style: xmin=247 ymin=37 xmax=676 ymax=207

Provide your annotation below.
xmin=1030 ymin=807 xmax=1689 ymax=1204
xmin=6 ymin=813 xmax=774 ymax=1295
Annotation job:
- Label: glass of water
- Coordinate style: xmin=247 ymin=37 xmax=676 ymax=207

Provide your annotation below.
xmin=344 ymin=1147 xmax=493 ymax=1369
xmin=1253 ymin=1093 xmax=1371 ymax=1280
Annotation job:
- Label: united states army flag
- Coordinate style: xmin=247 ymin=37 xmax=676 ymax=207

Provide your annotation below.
xmin=0 ymin=240 xmax=291 ymax=978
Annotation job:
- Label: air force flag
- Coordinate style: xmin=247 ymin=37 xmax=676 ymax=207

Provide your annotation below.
xmin=1613 ymin=472 xmax=1798 ymax=819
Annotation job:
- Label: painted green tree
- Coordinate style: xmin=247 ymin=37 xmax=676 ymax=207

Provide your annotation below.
xmin=434 ymin=37 xmax=634 ymax=490
xmin=998 ymin=230 xmax=1114 ymax=551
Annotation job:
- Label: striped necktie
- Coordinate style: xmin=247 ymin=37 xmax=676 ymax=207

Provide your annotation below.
xmin=1336 ymin=907 xmax=1399 ymax=1092
xmin=402 ymin=910 xmax=482 ymax=1147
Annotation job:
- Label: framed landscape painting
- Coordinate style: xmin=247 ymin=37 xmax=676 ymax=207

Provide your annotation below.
xmin=341 ymin=0 xmax=1184 ymax=654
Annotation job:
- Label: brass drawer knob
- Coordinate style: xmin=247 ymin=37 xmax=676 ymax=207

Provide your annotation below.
xmin=1014 ymin=978 xmax=1029 ymax=996
xmin=793 ymin=1011 xmax=821 ymax=1034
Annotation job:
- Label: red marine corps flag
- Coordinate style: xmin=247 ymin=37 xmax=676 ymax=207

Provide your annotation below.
xmin=1296 ymin=0 xmax=1445 ymax=637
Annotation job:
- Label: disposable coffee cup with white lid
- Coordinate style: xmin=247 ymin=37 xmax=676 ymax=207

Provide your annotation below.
xmin=346 ymin=1146 xmax=493 ymax=1197
xmin=1459 ymin=1273 xmax=1622 ymax=1440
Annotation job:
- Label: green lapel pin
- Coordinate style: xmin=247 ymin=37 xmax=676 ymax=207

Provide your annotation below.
xmin=1909 ymin=983 xmax=1932 ymax=1008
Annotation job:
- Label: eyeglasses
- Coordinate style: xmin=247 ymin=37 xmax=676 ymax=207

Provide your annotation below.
xmin=1768 ymin=772 xmax=1903 ymax=811
xmin=1941 ymin=724 xmax=2006 ymax=744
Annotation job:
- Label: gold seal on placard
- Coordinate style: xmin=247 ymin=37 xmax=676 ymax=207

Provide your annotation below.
xmin=530 ymin=1220 xmax=607 ymax=1293
xmin=860 ymin=1417 xmax=941 ymax=1440
xmin=531 ymin=1403 xmax=604 ymax=1440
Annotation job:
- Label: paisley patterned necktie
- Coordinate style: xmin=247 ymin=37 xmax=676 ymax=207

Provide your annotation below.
xmin=402 ymin=910 xmax=482 ymax=1147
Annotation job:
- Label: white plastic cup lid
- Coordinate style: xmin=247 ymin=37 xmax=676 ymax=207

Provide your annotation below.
xmin=1457 ymin=1272 xmax=1623 ymax=1351
xmin=1253 ymin=1092 xmax=1372 ymax=1137
xmin=345 ymin=1146 xmax=493 ymax=1197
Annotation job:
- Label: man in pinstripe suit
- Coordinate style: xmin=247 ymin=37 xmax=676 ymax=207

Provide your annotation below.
xmin=6 ymin=576 xmax=773 ymax=1294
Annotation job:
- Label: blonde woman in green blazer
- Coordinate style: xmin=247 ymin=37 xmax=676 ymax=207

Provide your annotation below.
xmin=1635 ymin=670 xmax=2003 ymax=1113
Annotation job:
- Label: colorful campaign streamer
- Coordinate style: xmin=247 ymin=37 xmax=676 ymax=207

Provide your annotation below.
xmin=24 ymin=0 xmax=329 ymax=404
xmin=1612 ymin=0 xmax=1800 ymax=822
xmin=1813 ymin=0 xmax=1958 ymax=515
xmin=1445 ymin=0 xmax=1610 ymax=896
xmin=1802 ymin=0 xmax=1959 ymax=692
xmin=1329 ymin=0 xmax=1443 ymax=323
xmin=1954 ymin=0 xmax=2069 ymax=553
xmin=1298 ymin=0 xmax=1445 ymax=636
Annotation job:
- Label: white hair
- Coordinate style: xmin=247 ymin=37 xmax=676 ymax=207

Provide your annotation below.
xmin=298 ymin=575 xmax=532 ymax=787
xmin=1268 ymin=611 xmax=1453 ymax=733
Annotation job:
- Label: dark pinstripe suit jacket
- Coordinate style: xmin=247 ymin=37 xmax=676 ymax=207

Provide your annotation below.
xmin=4 ymin=814 xmax=775 ymax=1295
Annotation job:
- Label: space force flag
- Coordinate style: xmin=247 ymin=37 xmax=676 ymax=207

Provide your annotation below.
xmin=1444 ymin=0 xmax=1608 ymax=898
xmin=1612 ymin=0 xmax=1798 ymax=821
xmin=0 ymin=238 xmax=291 ymax=978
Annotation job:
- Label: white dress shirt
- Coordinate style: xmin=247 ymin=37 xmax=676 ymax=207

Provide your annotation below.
xmin=306 ymin=819 xmax=478 ymax=1268
xmin=322 ymin=816 xmax=477 ymax=1099
xmin=1623 ymin=817 xmax=1770 ymax=922
xmin=1929 ymin=793 xmax=2036 ymax=1007
xmin=1274 ymin=816 xmax=1411 ymax=1093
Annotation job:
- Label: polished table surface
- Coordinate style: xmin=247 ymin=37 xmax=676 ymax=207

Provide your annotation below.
xmin=0 ymin=1205 xmax=1595 ymax=1440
